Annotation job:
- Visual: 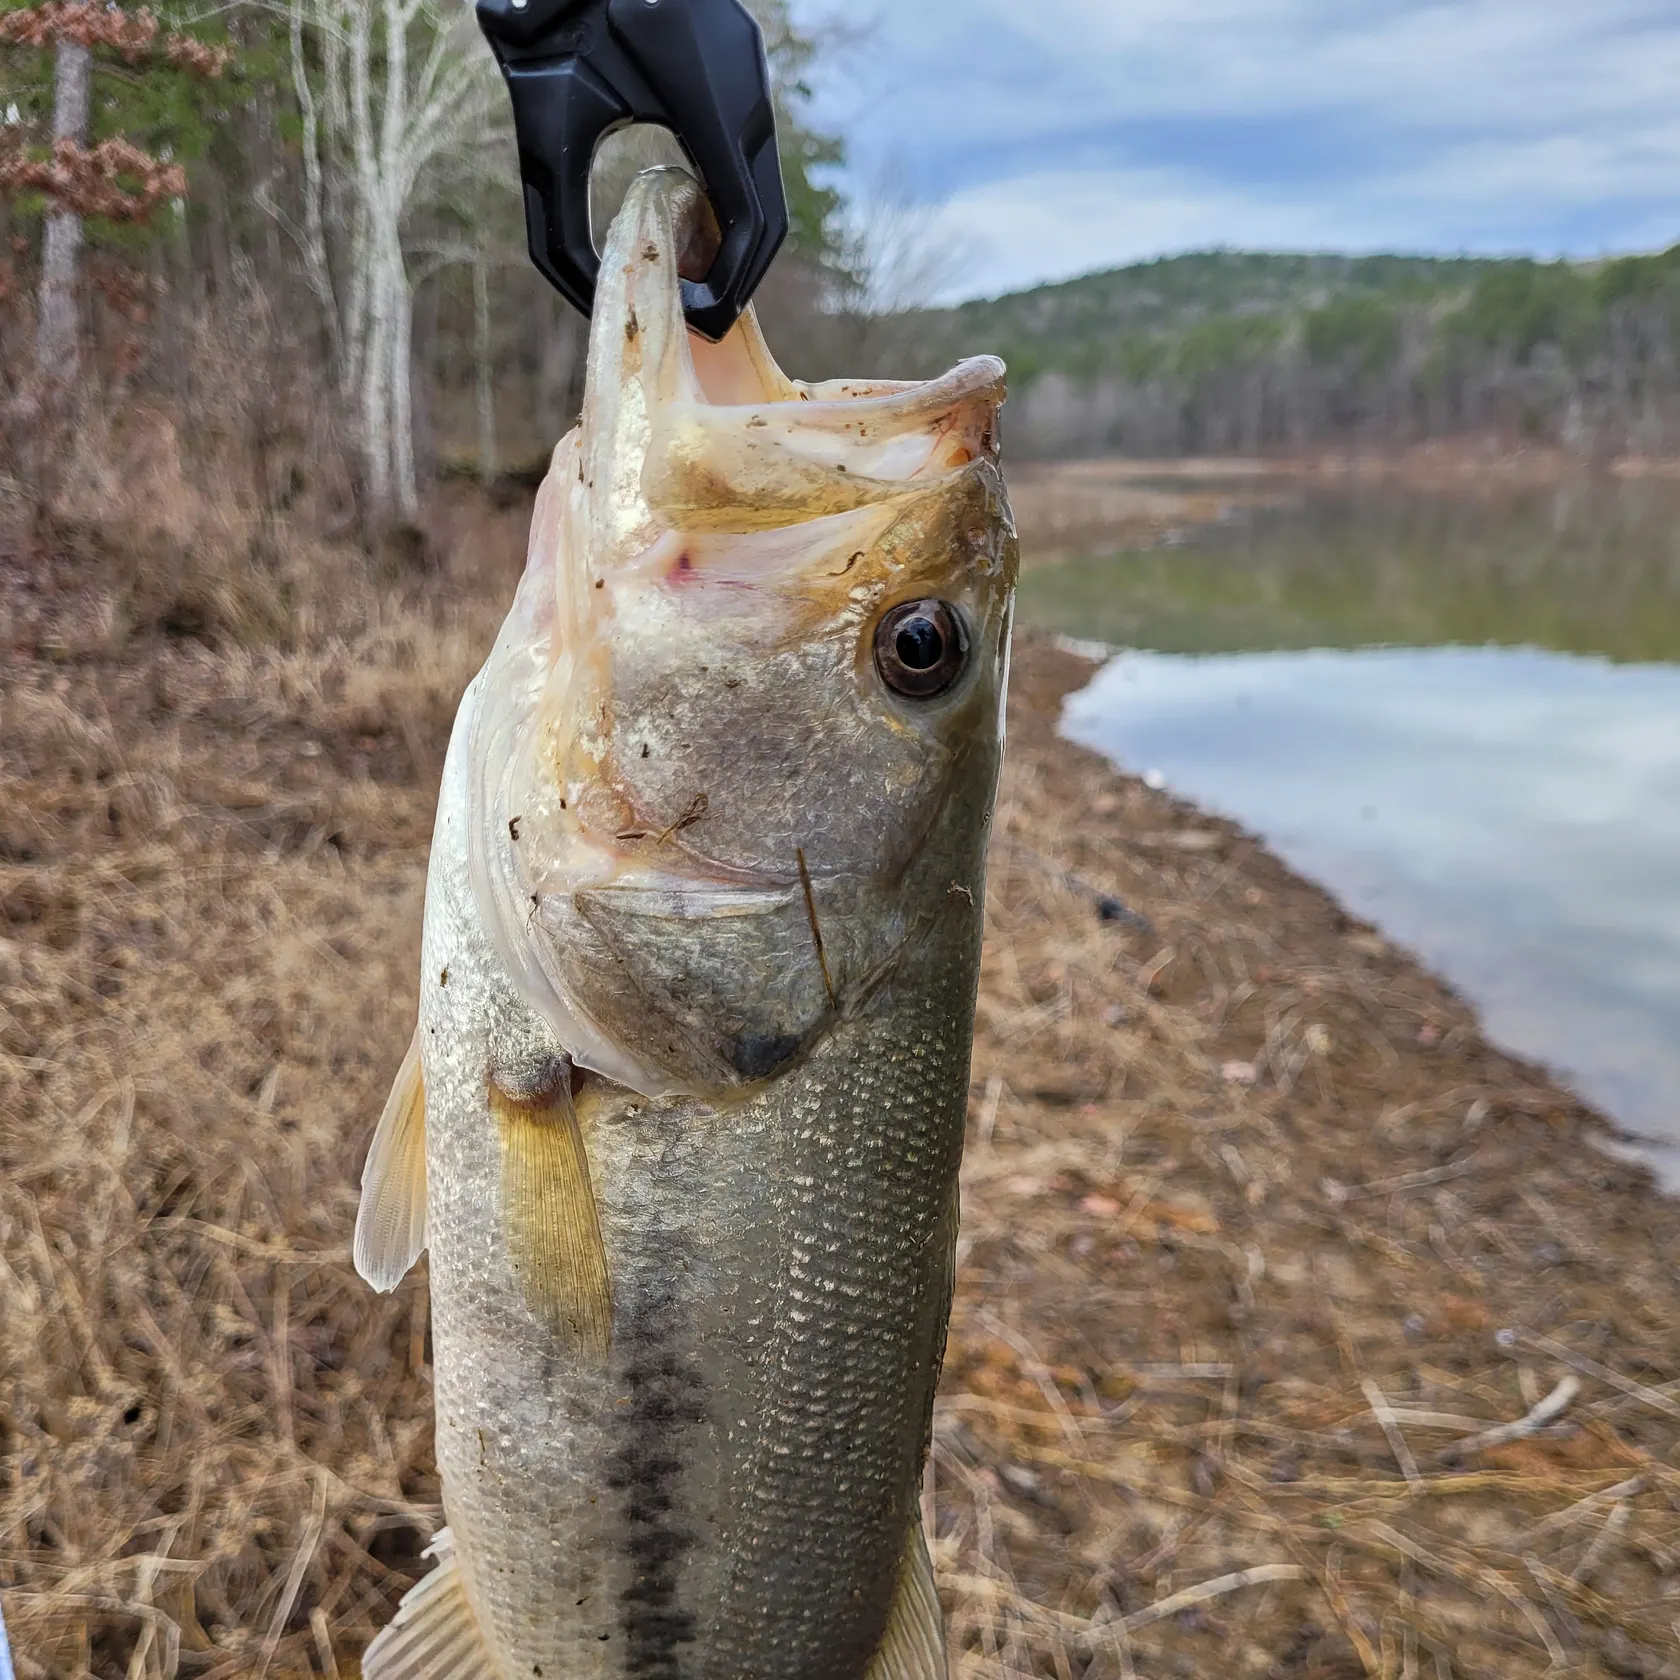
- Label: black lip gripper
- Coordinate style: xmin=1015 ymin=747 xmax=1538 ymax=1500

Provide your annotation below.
xmin=475 ymin=0 xmax=790 ymax=343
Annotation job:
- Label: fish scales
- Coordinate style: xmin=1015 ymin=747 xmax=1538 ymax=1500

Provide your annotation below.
xmin=356 ymin=168 xmax=1017 ymax=1680
xmin=424 ymin=729 xmax=981 ymax=1678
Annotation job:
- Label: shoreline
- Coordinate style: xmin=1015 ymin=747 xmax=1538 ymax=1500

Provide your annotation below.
xmin=2 ymin=567 xmax=1677 ymax=1675
xmin=1004 ymin=444 xmax=1680 ymax=567
xmin=1023 ymin=634 xmax=1673 ymax=1198
xmin=938 ymin=634 xmax=1680 ymax=1675
xmin=1044 ymin=633 xmax=1680 ymax=1191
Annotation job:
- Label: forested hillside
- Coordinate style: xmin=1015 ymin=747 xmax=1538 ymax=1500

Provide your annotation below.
xmin=891 ymin=247 xmax=1680 ymax=459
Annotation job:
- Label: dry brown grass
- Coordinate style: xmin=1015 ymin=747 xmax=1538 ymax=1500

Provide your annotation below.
xmin=938 ymin=650 xmax=1680 ymax=1680
xmin=1 ymin=477 xmax=518 ymax=1679
xmin=2 ymin=492 xmax=1678 ymax=1679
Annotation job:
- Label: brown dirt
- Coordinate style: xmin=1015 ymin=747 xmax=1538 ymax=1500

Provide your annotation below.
xmin=943 ymin=643 xmax=1680 ymax=1679
xmin=2 ymin=521 xmax=1678 ymax=1678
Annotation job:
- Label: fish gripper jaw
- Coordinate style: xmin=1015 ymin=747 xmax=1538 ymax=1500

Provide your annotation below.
xmin=475 ymin=0 xmax=790 ymax=343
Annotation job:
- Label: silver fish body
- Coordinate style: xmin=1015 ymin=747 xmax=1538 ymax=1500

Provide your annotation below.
xmin=356 ymin=170 xmax=1017 ymax=1680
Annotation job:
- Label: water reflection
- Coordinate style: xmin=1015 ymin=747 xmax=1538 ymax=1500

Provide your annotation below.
xmin=1029 ymin=482 xmax=1680 ymax=1180
xmin=1021 ymin=480 xmax=1680 ymax=663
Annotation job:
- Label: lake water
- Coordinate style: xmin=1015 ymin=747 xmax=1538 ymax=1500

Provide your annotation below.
xmin=1020 ymin=481 xmax=1680 ymax=1182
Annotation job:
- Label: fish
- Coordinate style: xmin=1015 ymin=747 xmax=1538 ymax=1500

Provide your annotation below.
xmin=353 ymin=167 xmax=1018 ymax=1680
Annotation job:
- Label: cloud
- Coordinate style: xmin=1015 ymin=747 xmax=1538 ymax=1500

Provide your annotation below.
xmin=788 ymin=0 xmax=1680 ymax=296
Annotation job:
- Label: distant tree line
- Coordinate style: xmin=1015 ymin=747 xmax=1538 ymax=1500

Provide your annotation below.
xmin=9 ymin=0 xmax=1675 ymax=516
xmin=892 ymin=248 xmax=1680 ymax=460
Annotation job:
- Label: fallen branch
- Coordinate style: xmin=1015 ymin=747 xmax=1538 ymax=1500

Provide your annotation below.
xmin=1123 ymin=1564 xmax=1307 ymax=1631
xmin=1520 ymin=1333 xmax=1680 ymax=1423
xmin=1512 ymin=1476 xmax=1645 ymax=1549
xmin=1362 ymin=1378 xmax=1424 ymax=1489
xmin=1570 ymin=1499 xmax=1632 ymax=1586
xmin=1439 ymin=1375 xmax=1581 ymax=1463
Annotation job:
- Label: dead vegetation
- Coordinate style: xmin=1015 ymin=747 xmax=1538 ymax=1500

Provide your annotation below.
xmin=939 ymin=650 xmax=1680 ymax=1679
xmin=2 ymin=494 xmax=1678 ymax=1678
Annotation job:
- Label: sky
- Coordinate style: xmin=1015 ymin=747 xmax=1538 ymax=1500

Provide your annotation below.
xmin=784 ymin=0 xmax=1680 ymax=302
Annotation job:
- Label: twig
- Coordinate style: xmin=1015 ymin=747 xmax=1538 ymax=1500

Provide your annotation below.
xmin=1362 ymin=1379 xmax=1424 ymax=1489
xmin=1439 ymin=1376 xmax=1581 ymax=1463
xmin=1519 ymin=1333 xmax=1680 ymax=1423
xmin=1122 ymin=1564 xmax=1306 ymax=1631
xmin=1570 ymin=1499 xmax=1631 ymax=1585
xmin=796 ymin=847 xmax=838 ymax=1011
xmin=1510 ymin=1478 xmax=1644 ymax=1553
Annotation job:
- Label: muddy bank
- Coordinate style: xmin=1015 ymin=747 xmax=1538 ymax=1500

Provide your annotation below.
xmin=1 ymin=555 xmax=1677 ymax=1678
xmin=945 ymin=637 xmax=1680 ymax=1678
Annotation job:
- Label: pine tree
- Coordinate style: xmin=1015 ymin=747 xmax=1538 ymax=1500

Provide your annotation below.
xmin=0 ymin=2 xmax=229 ymax=383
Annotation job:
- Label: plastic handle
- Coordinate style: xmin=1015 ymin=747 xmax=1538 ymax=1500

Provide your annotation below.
xmin=476 ymin=0 xmax=790 ymax=341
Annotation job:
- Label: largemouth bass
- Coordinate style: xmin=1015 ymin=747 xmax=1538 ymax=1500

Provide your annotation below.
xmin=354 ymin=169 xmax=1018 ymax=1680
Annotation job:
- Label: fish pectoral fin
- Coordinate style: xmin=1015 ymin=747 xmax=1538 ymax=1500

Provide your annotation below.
xmin=362 ymin=1528 xmax=497 ymax=1680
xmin=354 ymin=1027 xmax=429 ymax=1293
xmin=493 ymin=1077 xmax=613 ymax=1358
xmin=867 ymin=1520 xmax=949 ymax=1680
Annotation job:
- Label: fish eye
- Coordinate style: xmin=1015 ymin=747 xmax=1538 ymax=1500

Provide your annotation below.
xmin=873 ymin=600 xmax=969 ymax=700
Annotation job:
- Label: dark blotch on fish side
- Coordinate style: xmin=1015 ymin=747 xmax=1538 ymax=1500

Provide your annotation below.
xmin=729 ymin=1030 xmax=806 ymax=1082
xmin=607 ymin=1227 xmax=703 ymax=1678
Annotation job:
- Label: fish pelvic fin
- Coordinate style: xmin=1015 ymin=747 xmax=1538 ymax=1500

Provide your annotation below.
xmin=491 ymin=1073 xmax=613 ymax=1359
xmin=866 ymin=1521 xmax=949 ymax=1680
xmin=362 ymin=1528 xmax=498 ymax=1680
xmin=354 ymin=1027 xmax=428 ymax=1293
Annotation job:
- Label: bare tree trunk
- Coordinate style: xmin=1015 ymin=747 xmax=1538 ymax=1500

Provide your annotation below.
xmin=393 ymin=258 xmax=418 ymax=513
xmin=474 ymin=260 xmax=497 ymax=483
xmin=36 ymin=40 xmax=92 ymax=383
xmin=538 ymin=294 xmax=582 ymax=442
xmin=282 ymin=0 xmax=505 ymax=525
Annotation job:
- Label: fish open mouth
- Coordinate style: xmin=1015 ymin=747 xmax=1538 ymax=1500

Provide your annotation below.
xmin=465 ymin=168 xmax=1018 ymax=1100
